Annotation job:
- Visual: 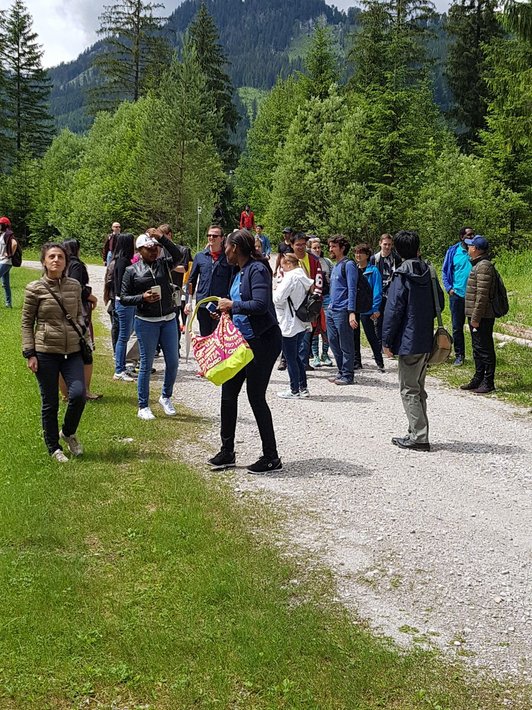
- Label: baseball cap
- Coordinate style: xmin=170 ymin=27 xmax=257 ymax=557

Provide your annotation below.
xmin=282 ymin=227 xmax=293 ymax=234
xmin=136 ymin=234 xmax=158 ymax=249
xmin=464 ymin=235 xmax=489 ymax=251
xmin=0 ymin=216 xmax=11 ymax=226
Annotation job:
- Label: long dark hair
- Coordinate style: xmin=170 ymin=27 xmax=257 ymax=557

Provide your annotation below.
xmin=227 ymin=228 xmax=272 ymax=274
xmin=62 ymin=238 xmax=80 ymax=259
xmin=113 ymin=233 xmax=135 ymax=261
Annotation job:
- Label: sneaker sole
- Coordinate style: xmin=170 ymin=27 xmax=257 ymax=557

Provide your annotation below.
xmin=209 ymin=461 xmax=236 ymax=470
xmin=246 ymin=464 xmax=283 ymax=474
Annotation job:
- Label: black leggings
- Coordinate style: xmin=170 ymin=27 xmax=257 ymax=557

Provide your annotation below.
xmin=220 ymin=325 xmax=282 ymax=459
xmin=35 ymin=352 xmax=86 ymax=454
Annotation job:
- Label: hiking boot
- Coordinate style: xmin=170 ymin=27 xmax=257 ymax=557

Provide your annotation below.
xmin=277 ymin=357 xmax=287 ymax=371
xmin=59 ymin=430 xmax=83 ymax=456
xmin=138 ymin=407 xmax=155 ymax=420
xmin=277 ymin=389 xmax=300 ymax=399
xmin=473 ymin=383 xmax=496 ymax=395
xmin=159 ymin=396 xmax=176 ymax=416
xmin=208 ymin=450 xmax=236 ymax=470
xmin=460 ymin=380 xmax=482 ymax=391
xmin=51 ymin=449 xmax=69 ymax=463
xmin=246 ymin=456 xmax=283 ymax=474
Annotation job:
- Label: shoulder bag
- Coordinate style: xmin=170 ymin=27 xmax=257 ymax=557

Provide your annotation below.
xmin=427 ymin=265 xmax=452 ymax=366
xmin=40 ymin=280 xmax=93 ymax=364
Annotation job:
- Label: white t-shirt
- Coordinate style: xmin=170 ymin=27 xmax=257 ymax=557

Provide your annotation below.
xmin=0 ymin=234 xmax=12 ymax=265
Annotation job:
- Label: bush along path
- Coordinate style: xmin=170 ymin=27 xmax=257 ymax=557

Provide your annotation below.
xmin=4 ymin=262 xmax=528 ymax=708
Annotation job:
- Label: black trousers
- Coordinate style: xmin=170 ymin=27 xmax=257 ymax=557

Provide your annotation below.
xmin=220 ymin=324 xmax=282 ymax=459
xmin=35 ymin=352 xmax=86 ymax=454
xmin=353 ymin=313 xmax=384 ymax=368
xmin=197 ymin=307 xmax=218 ymax=337
xmin=469 ymin=318 xmax=496 ymax=386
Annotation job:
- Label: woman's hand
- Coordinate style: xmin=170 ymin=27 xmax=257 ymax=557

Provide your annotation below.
xmin=143 ymin=289 xmax=160 ymax=303
xmin=218 ymin=298 xmax=233 ymax=313
xmin=27 ymin=356 xmax=38 ymax=373
xmin=88 ymin=293 xmax=98 ymax=310
xmin=349 ymin=313 xmax=358 ymax=330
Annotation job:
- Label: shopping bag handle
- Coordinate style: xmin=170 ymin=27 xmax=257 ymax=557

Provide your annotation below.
xmin=186 ymin=296 xmax=221 ymax=335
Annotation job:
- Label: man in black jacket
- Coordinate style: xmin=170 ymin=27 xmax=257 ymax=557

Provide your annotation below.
xmin=382 ymin=230 xmax=444 ymax=452
xmin=370 ymin=233 xmax=402 ymax=351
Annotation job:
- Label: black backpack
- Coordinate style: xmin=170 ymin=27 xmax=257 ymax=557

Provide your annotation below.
xmin=288 ymin=290 xmax=322 ymax=323
xmin=341 ymin=260 xmax=373 ymax=314
xmin=7 ymin=234 xmax=22 ymax=267
xmin=491 ymin=267 xmax=509 ymax=318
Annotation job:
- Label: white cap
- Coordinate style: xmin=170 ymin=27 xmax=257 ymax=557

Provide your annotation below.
xmin=136 ymin=234 xmax=158 ymax=249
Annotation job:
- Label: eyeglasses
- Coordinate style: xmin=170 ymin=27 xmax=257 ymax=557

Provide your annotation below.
xmin=208 ymin=233 xmax=222 ymax=238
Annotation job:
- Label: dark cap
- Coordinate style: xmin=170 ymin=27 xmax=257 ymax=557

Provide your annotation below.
xmin=282 ymin=227 xmax=293 ymax=234
xmin=464 ymin=235 xmax=489 ymax=251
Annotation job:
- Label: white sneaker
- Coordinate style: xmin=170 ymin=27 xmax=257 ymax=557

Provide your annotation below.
xmin=299 ymin=388 xmax=310 ymax=398
xmin=277 ymin=390 xmax=300 ymax=399
xmin=59 ymin=430 xmax=83 ymax=456
xmin=51 ymin=449 xmax=69 ymax=463
xmin=159 ymin=396 xmax=176 ymax=416
xmin=138 ymin=407 xmax=155 ymax=420
xmin=113 ymin=371 xmax=135 ymax=382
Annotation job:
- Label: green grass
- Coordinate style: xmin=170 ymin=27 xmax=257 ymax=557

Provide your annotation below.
xmin=0 ymin=268 xmax=528 ymax=708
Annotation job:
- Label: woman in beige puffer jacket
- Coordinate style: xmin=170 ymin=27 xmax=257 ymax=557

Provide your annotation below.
xmin=22 ymin=243 xmax=87 ymax=462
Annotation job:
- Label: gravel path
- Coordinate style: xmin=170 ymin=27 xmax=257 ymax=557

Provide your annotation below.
xmin=27 ymin=261 xmax=531 ymax=683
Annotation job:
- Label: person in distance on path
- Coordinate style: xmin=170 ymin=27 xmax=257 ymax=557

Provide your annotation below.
xmin=382 ymin=230 xmax=444 ymax=452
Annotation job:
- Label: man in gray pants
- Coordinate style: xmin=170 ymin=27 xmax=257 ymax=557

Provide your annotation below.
xmin=382 ymin=231 xmax=444 ymax=452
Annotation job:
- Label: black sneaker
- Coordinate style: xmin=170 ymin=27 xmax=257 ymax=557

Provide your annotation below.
xmin=246 ymin=456 xmax=283 ymax=474
xmin=208 ymin=450 xmax=236 ymax=470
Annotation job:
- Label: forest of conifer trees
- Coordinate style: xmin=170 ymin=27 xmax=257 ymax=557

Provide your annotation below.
xmin=0 ymin=0 xmax=530 ymax=257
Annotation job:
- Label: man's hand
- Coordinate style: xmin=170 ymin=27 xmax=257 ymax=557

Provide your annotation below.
xmin=27 ymin=356 xmax=38 ymax=373
xmin=449 ymin=289 xmax=455 ymax=296
xmin=349 ymin=313 xmax=358 ymax=330
xmin=371 ymin=311 xmax=380 ymax=321
xmin=471 ymin=320 xmax=480 ymax=329
xmin=383 ymin=347 xmax=393 ymax=358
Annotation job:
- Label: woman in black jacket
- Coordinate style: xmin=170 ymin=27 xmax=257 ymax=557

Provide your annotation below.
xmin=111 ymin=233 xmax=136 ymax=381
xmin=62 ymin=239 xmax=101 ymax=400
xmin=211 ymin=229 xmax=283 ymax=474
xmin=121 ymin=228 xmax=186 ymax=420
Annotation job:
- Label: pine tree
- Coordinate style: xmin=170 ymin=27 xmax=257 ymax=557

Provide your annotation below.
xmin=302 ymin=23 xmax=339 ymax=100
xmin=188 ymin=2 xmax=239 ymax=169
xmin=90 ymin=0 xmax=170 ymax=112
xmin=0 ymin=0 xmax=53 ymax=164
xmin=445 ymin=0 xmax=502 ymax=152
xmin=502 ymin=0 xmax=532 ymax=43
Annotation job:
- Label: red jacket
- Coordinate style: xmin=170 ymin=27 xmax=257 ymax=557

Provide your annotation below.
xmin=239 ymin=210 xmax=255 ymax=230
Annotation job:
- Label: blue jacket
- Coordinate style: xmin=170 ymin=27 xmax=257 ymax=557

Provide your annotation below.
xmin=189 ymin=247 xmax=234 ymax=305
xmin=361 ymin=263 xmax=383 ymax=315
xmin=329 ymin=257 xmax=359 ymax=312
xmin=382 ymin=259 xmax=444 ymax=356
xmin=442 ymin=242 xmax=471 ymax=294
xmin=230 ymin=259 xmax=278 ymax=337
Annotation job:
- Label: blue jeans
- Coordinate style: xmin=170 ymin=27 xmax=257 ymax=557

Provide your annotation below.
xmin=134 ymin=316 xmax=179 ymax=409
xmin=114 ymin=300 xmax=135 ymax=374
xmin=449 ymin=293 xmax=466 ymax=358
xmin=283 ymin=331 xmax=308 ymax=393
xmin=326 ymin=309 xmax=354 ymax=382
xmin=0 ymin=263 xmax=12 ymax=306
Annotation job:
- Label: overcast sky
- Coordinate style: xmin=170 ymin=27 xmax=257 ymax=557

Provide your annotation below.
xmin=19 ymin=0 xmax=450 ymax=68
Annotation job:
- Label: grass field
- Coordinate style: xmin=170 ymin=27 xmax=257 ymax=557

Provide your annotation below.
xmin=0 ymin=268 xmax=526 ymax=708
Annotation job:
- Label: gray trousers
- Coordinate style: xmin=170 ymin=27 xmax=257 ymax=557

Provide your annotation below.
xmin=397 ymin=353 xmax=429 ymax=443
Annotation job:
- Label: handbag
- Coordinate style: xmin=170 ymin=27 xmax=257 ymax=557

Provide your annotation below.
xmin=427 ymin=265 xmax=452 ymax=366
xmin=40 ymin=280 xmax=94 ymax=364
xmin=186 ymin=297 xmax=254 ymax=385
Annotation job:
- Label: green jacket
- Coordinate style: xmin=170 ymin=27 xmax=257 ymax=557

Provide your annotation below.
xmin=465 ymin=255 xmax=495 ymax=322
xmin=22 ymin=276 xmax=84 ymax=357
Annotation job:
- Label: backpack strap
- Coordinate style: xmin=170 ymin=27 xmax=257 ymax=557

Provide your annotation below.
xmin=427 ymin=264 xmax=444 ymax=328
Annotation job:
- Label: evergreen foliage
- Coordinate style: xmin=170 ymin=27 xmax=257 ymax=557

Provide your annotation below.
xmin=0 ymin=0 xmax=53 ymax=163
xmin=301 ymin=23 xmax=340 ymax=100
xmin=89 ymin=0 xmax=170 ymax=113
xmin=445 ymin=0 xmax=502 ymax=152
xmin=188 ymin=2 xmax=239 ymax=168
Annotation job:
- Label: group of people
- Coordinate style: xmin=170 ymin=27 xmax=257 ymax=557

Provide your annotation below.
xmin=19 ymin=214 xmax=501 ymax=468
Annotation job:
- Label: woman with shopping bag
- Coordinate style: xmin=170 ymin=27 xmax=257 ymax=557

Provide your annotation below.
xmin=208 ymin=229 xmax=283 ymax=474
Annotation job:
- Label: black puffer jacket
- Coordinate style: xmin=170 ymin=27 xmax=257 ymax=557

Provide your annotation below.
xmin=121 ymin=236 xmax=186 ymax=318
